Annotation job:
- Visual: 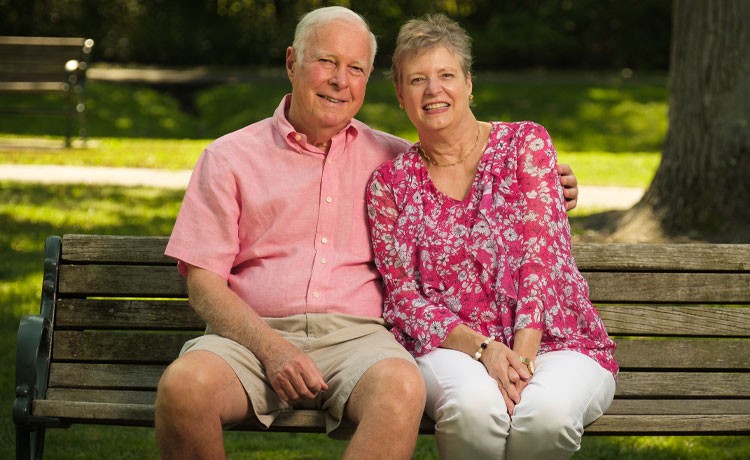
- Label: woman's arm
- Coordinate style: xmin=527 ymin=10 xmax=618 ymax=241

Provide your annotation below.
xmin=366 ymin=168 xmax=462 ymax=356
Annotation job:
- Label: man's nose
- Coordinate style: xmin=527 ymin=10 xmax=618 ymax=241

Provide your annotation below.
xmin=329 ymin=66 xmax=349 ymax=89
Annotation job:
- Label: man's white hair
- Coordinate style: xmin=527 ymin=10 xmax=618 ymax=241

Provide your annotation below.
xmin=292 ymin=6 xmax=377 ymax=69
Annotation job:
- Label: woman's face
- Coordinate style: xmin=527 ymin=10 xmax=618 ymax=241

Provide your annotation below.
xmin=397 ymin=46 xmax=472 ymax=135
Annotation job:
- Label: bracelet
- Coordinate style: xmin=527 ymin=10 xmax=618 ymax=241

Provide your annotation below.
xmin=473 ymin=336 xmax=495 ymax=361
xmin=519 ymin=356 xmax=535 ymax=376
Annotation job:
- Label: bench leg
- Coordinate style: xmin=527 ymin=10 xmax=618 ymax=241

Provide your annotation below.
xmin=16 ymin=427 xmax=45 ymax=460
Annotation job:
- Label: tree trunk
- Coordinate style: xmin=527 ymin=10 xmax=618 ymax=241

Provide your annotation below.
xmin=615 ymin=0 xmax=750 ymax=242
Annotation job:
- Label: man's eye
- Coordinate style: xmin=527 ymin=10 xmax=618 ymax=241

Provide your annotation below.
xmin=410 ymin=77 xmax=425 ymax=85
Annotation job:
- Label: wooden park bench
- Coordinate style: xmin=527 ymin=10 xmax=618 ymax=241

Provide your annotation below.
xmin=13 ymin=234 xmax=750 ymax=459
xmin=0 ymin=36 xmax=94 ymax=147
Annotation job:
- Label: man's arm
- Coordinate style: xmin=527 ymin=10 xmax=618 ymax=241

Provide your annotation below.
xmin=558 ymin=163 xmax=578 ymax=211
xmin=186 ymin=266 xmax=328 ymax=403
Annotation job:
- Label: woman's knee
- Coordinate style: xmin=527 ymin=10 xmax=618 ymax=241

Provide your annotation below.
xmin=438 ymin=379 xmax=508 ymax=432
xmin=510 ymin=397 xmax=582 ymax=452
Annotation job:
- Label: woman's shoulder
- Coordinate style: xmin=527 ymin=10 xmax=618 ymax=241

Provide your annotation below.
xmin=373 ymin=145 xmax=421 ymax=179
xmin=490 ymin=120 xmax=549 ymax=139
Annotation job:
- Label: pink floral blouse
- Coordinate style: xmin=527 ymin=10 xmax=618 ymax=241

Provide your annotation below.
xmin=366 ymin=121 xmax=618 ymax=377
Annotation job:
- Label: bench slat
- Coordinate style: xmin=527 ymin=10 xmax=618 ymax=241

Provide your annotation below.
xmin=573 ymin=244 xmax=750 ymax=272
xmin=55 ymin=299 xmax=201 ymax=330
xmin=585 ymin=414 xmax=750 ymax=434
xmin=58 ymin=265 xmax=187 ymax=297
xmin=52 ymin=331 xmax=200 ymax=363
xmin=48 ymin=331 xmax=750 ymax=370
xmin=585 ymin=272 xmax=750 ymax=303
xmin=59 ymin=236 xmax=750 ymax=272
xmin=52 ymin=298 xmax=750 ymax=337
xmin=47 ymin=363 xmax=750 ymax=398
xmin=29 ymin=399 xmax=750 ymax=434
xmin=43 ymin=389 xmax=750 ymax=417
xmin=613 ymin=338 xmax=749 ymax=369
xmin=57 ymin=263 xmax=750 ymax=303
xmin=606 ymin=399 xmax=750 ymax=415
xmin=615 ymin=371 xmax=750 ymax=397
xmin=598 ymin=305 xmax=750 ymax=336
xmin=62 ymin=234 xmax=174 ymax=264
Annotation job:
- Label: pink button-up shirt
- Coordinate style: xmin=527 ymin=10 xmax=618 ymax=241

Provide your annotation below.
xmin=166 ymin=95 xmax=409 ymax=318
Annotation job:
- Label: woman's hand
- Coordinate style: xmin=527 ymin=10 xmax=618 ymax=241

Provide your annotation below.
xmin=480 ymin=342 xmax=532 ymax=415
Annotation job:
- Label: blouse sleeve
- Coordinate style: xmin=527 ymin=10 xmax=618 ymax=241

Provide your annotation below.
xmin=366 ymin=166 xmax=462 ymax=356
xmin=514 ymin=123 xmax=574 ymax=332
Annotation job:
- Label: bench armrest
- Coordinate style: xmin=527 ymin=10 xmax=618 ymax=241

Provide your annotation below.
xmin=13 ymin=315 xmax=60 ymax=428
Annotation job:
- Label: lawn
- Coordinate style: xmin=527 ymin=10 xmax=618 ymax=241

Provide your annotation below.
xmin=2 ymin=71 xmax=748 ymax=459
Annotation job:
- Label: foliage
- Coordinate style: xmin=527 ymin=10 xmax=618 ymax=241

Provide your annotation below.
xmin=0 ymin=0 xmax=670 ymax=70
xmin=0 ymin=72 xmax=669 ymax=155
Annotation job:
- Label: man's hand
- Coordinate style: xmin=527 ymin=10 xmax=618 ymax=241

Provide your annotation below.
xmin=558 ymin=163 xmax=578 ymax=211
xmin=186 ymin=265 xmax=328 ymax=404
xmin=264 ymin=340 xmax=329 ymax=404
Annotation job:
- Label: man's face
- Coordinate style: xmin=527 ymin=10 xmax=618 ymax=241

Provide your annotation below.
xmin=286 ymin=19 xmax=372 ymax=142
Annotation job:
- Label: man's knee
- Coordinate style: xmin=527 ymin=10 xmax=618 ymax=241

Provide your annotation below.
xmin=349 ymin=358 xmax=426 ymax=423
xmin=156 ymin=351 xmax=242 ymax=420
xmin=375 ymin=358 xmax=426 ymax=410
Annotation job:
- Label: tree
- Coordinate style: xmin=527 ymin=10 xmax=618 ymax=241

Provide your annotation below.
xmin=609 ymin=0 xmax=750 ymax=242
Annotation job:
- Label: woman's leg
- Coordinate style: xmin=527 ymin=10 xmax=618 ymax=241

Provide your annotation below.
xmin=505 ymin=350 xmax=616 ymax=460
xmin=418 ymin=348 xmax=510 ymax=460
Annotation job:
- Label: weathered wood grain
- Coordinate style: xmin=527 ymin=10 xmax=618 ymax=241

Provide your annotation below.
xmin=55 ymin=299 xmax=201 ymax=329
xmin=62 ymin=234 xmax=173 ymax=264
xmin=598 ymin=305 xmax=750 ymax=336
xmin=58 ymin=264 xmax=187 ymax=297
xmin=585 ymin=272 xmax=750 ymax=303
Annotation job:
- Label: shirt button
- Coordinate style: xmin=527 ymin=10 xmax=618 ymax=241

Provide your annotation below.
xmin=320 ymin=258 xmax=327 ymax=264
xmin=294 ymin=134 xmax=302 ymax=141
xmin=321 ymin=237 xmax=328 ymax=244
xmin=325 ymin=196 xmax=333 ymax=203
xmin=313 ymin=291 xmax=320 ymax=298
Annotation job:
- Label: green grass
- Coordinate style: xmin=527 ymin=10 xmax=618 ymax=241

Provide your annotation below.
xmin=2 ymin=72 xmax=748 ymax=458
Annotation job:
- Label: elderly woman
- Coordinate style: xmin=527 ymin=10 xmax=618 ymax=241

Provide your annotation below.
xmin=366 ymin=14 xmax=618 ymax=460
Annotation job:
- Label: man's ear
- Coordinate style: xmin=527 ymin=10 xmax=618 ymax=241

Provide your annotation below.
xmin=285 ymin=46 xmax=296 ymax=81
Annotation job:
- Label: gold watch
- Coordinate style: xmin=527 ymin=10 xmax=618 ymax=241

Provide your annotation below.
xmin=519 ymin=356 xmax=535 ymax=376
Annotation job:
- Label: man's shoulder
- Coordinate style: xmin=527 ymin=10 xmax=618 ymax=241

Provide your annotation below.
xmin=208 ymin=117 xmax=275 ymax=150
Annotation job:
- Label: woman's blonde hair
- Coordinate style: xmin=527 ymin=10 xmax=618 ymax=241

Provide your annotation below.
xmin=391 ymin=13 xmax=473 ymax=85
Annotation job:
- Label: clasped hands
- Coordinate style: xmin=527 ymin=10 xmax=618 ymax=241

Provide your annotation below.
xmin=480 ymin=342 xmax=533 ymax=416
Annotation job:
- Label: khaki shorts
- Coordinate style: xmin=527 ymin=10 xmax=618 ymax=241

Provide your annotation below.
xmin=180 ymin=313 xmax=416 ymax=438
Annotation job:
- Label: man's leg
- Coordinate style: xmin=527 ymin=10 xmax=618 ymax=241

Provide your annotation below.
xmin=343 ymin=358 xmax=426 ymax=460
xmin=155 ymin=350 xmax=251 ymax=460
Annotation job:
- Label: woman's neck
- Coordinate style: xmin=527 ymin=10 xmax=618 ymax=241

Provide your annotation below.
xmin=419 ymin=118 xmax=485 ymax=167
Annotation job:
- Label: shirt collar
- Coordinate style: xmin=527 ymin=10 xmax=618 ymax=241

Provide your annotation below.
xmin=273 ymin=94 xmax=359 ymax=154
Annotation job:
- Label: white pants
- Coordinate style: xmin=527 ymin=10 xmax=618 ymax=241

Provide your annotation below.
xmin=417 ymin=349 xmax=616 ymax=460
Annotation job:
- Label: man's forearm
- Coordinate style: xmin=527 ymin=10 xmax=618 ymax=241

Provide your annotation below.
xmin=187 ymin=266 xmax=284 ymax=363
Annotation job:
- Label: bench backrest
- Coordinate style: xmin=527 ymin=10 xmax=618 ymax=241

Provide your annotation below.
xmin=0 ymin=36 xmax=94 ymax=92
xmin=37 ymin=234 xmax=750 ymax=432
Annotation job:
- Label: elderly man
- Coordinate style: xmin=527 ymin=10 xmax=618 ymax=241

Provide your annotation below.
xmin=155 ymin=6 xmax=578 ymax=460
